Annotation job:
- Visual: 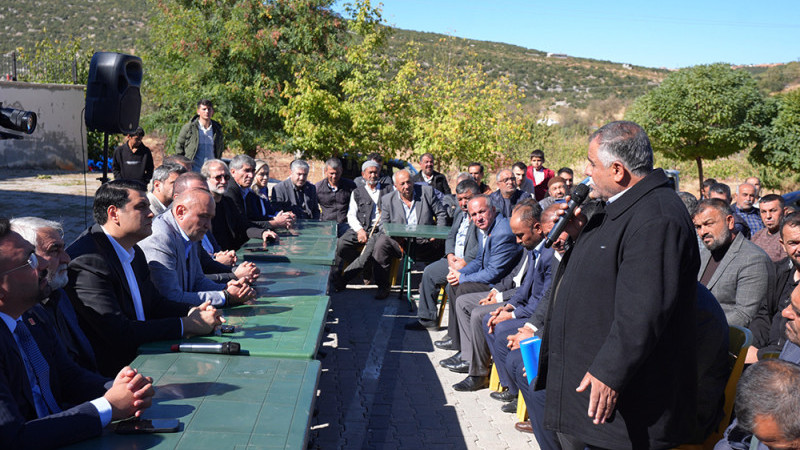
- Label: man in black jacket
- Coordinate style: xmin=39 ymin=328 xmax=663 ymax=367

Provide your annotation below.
xmin=536 ymin=121 xmax=700 ymax=449
xmin=65 ymin=180 xmax=223 ymax=377
xmin=411 ymin=153 xmax=451 ymax=195
xmin=316 ymin=157 xmax=356 ymax=237
xmin=112 ymin=127 xmax=153 ymax=184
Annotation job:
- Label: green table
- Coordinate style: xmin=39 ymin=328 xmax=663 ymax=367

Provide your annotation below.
xmin=274 ymin=220 xmax=337 ymax=238
xmin=238 ymin=234 xmax=336 ymax=266
xmin=66 ymin=353 xmax=320 ymax=450
xmin=252 ymin=262 xmax=330 ymax=298
xmin=383 ymin=223 xmax=450 ymax=308
xmin=139 ymin=296 xmax=330 ymax=359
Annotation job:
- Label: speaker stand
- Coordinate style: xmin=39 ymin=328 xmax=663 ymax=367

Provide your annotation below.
xmin=97 ymin=132 xmax=110 ymax=184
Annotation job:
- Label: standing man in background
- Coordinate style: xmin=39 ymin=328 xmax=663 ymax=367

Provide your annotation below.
xmin=176 ymin=99 xmax=225 ymax=172
xmin=112 ymin=127 xmax=153 ymax=184
xmin=412 ymin=153 xmax=451 ymax=195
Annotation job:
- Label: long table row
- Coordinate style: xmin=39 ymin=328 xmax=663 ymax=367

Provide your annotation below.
xmin=67 ymin=221 xmax=338 ymax=450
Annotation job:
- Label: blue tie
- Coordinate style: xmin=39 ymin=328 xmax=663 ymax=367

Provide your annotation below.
xmin=15 ymin=320 xmax=61 ymax=417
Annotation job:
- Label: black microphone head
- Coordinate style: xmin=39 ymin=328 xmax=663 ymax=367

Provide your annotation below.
xmin=571 ymin=183 xmax=591 ymax=204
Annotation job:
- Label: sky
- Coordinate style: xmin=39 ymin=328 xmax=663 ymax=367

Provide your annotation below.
xmin=333 ymin=0 xmax=800 ymax=69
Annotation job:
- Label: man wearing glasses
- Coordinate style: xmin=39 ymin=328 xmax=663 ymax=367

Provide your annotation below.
xmin=0 ymin=217 xmax=156 ymax=448
xmin=489 ymin=169 xmax=529 ymax=218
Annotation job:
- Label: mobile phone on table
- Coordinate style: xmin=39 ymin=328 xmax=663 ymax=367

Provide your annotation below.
xmin=115 ymin=418 xmax=181 ymax=434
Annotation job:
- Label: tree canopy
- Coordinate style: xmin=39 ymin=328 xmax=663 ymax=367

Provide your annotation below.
xmin=625 ymin=63 xmax=775 ymax=192
xmin=750 ymin=88 xmax=800 ymax=184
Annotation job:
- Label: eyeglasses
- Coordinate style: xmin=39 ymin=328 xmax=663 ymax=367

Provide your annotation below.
xmin=213 ymin=174 xmax=231 ymax=181
xmin=0 ymin=253 xmax=39 ymax=276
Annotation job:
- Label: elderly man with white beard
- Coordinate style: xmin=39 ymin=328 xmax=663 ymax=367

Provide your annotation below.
xmin=10 ymin=217 xmax=99 ymax=373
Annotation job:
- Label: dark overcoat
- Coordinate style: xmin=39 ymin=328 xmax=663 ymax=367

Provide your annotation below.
xmin=536 ymin=169 xmax=701 ymax=449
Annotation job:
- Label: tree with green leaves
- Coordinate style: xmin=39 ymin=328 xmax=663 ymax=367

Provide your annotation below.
xmin=142 ymin=0 xmax=354 ymax=155
xmin=750 ymin=89 xmax=800 ymax=184
xmin=626 ymin=63 xmax=775 ymax=193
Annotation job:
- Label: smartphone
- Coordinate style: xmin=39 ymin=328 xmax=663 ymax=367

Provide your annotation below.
xmin=115 ymin=418 xmax=181 ymax=434
xmin=220 ymin=324 xmax=235 ymax=333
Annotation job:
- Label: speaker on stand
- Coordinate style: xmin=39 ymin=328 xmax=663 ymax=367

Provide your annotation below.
xmin=84 ymin=52 xmax=143 ymax=184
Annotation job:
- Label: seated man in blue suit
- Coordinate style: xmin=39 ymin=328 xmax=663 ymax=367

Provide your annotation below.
xmin=139 ymin=188 xmax=256 ymax=307
xmin=0 ymin=218 xmax=155 ymax=448
xmin=435 ymin=196 xmax=524 ymax=375
xmin=447 ymin=200 xmax=551 ymax=392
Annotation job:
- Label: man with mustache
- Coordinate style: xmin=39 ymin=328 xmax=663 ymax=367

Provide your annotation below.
xmin=694 ymin=199 xmax=773 ymax=327
xmin=11 ymin=217 xmax=99 ymax=373
xmin=733 ymin=182 xmax=764 ymax=235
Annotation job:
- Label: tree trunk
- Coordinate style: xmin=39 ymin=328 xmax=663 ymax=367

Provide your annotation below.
xmin=696 ymin=156 xmax=704 ymax=197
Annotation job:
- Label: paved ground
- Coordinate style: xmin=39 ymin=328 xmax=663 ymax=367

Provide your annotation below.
xmin=0 ymin=170 xmax=540 ymax=450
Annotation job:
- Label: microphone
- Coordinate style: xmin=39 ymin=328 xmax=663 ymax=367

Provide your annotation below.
xmin=171 ymin=342 xmax=241 ymax=355
xmin=544 ymin=182 xmax=591 ymax=249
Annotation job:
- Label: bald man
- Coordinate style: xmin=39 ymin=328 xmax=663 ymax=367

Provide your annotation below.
xmin=139 ymin=189 xmax=256 ymax=307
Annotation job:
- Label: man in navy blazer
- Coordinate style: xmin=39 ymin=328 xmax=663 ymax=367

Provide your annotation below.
xmin=0 ymin=218 xmax=155 ymax=448
xmin=448 ymin=200 xmax=552 ymax=391
xmin=66 ymin=180 xmax=223 ymax=376
xmin=439 ymin=195 xmax=523 ymax=354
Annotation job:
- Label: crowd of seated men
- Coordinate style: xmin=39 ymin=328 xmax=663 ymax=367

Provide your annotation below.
xmin=6 ymin=137 xmax=800 ymax=448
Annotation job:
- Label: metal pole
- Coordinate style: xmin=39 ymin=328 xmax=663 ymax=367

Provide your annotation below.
xmin=72 ymin=56 xmax=77 ymax=84
xmin=98 ymin=133 xmax=110 ymax=184
xmin=11 ymin=51 xmax=17 ymax=81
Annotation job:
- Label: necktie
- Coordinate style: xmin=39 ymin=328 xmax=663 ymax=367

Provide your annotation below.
xmin=15 ymin=320 xmax=61 ymax=417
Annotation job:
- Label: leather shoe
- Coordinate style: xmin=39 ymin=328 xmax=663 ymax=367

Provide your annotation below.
xmin=501 ymin=399 xmax=518 ymax=413
xmin=514 ymin=421 xmax=533 ymax=434
xmin=445 ymin=360 xmax=470 ymax=374
xmin=374 ymin=288 xmax=390 ymax=300
xmin=453 ymin=375 xmax=489 ymax=392
xmin=489 ymin=390 xmax=516 ymax=402
xmin=438 ymin=352 xmax=462 ymax=367
xmin=434 ymin=337 xmax=456 ymax=350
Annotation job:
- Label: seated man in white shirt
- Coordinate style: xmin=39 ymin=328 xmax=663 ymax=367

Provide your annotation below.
xmin=0 ymin=217 xmax=156 ymax=448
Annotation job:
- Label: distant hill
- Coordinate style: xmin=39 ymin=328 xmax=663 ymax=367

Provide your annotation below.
xmin=2 ymin=1 xmax=797 ymax=115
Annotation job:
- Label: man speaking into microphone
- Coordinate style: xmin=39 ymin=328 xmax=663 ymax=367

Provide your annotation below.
xmin=535 ymin=121 xmax=700 ymax=449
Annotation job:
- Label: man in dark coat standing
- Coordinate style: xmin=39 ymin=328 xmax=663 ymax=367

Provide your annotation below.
xmin=536 ymin=121 xmax=700 ymax=449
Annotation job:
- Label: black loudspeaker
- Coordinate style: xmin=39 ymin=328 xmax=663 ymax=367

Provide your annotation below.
xmin=85 ymin=52 xmax=143 ymax=134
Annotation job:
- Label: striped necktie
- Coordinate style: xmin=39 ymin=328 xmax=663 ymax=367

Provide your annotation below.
xmin=15 ymin=320 xmax=61 ymax=417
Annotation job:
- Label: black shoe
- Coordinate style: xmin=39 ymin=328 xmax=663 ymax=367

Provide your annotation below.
xmin=489 ymin=389 xmax=516 ymax=402
xmin=375 ymin=287 xmax=390 ymax=300
xmin=453 ymin=375 xmax=489 ymax=392
xmin=405 ymin=319 xmax=438 ymax=331
xmin=438 ymin=352 xmax=462 ymax=367
xmin=501 ymin=399 xmax=518 ymax=413
xmin=446 ymin=360 xmax=470 ymax=374
xmin=434 ymin=337 xmax=456 ymax=350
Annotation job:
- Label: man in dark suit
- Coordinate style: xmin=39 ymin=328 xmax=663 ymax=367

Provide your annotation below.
xmin=489 ymin=169 xmax=528 ymax=217
xmin=66 ymin=180 xmax=224 ymax=376
xmin=406 ymin=179 xmax=481 ymax=330
xmin=316 ymin=157 xmax=356 ymax=237
xmin=0 ymin=218 xmax=156 ymax=448
xmin=271 ymin=159 xmax=320 ymax=220
xmin=225 ymin=155 xmax=294 ymax=229
xmin=202 ymin=159 xmax=277 ymax=251
xmin=11 ymin=217 xmax=98 ymax=373
xmin=411 ymin=153 xmax=451 ymax=195
xmin=372 ymin=169 xmax=448 ymax=299
xmin=536 ymin=121 xmax=700 ymax=449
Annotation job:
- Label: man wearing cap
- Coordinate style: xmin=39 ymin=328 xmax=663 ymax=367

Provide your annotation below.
xmin=538 ymin=176 xmax=568 ymax=210
xmin=334 ymin=160 xmax=394 ymax=290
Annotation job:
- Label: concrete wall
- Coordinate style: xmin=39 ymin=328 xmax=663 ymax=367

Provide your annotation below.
xmin=0 ymin=81 xmax=86 ymax=169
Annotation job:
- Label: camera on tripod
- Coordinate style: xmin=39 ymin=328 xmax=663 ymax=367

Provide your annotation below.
xmin=0 ymin=103 xmax=37 ymax=136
